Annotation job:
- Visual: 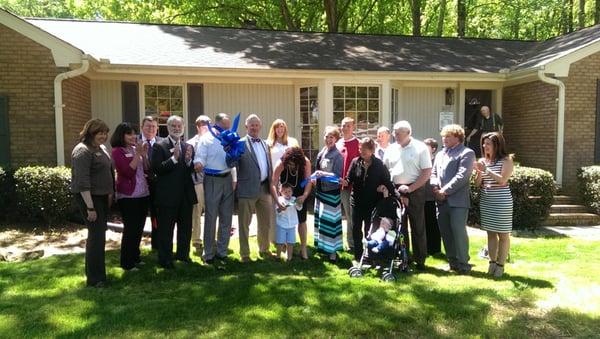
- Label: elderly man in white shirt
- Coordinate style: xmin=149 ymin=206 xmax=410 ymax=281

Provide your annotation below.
xmin=375 ymin=126 xmax=392 ymax=160
xmin=383 ymin=120 xmax=432 ymax=271
xmin=194 ymin=113 xmax=237 ymax=264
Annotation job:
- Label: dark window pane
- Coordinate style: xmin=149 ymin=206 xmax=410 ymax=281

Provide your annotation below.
xmin=144 ymin=85 xmax=157 ymax=98
xmin=333 ymin=111 xmax=345 ymax=124
xmin=368 ymin=86 xmax=379 ymax=98
xmin=309 ymin=86 xmax=318 ymax=98
xmin=345 ymin=86 xmax=356 ymax=98
xmin=333 ymin=86 xmax=344 ymax=98
xmin=300 ymin=99 xmax=309 ymax=112
xmin=357 ymin=99 xmax=367 ymax=111
xmin=357 ymin=111 xmax=368 ymax=124
xmin=171 ymin=98 xmax=183 ymax=111
xmin=300 ymin=87 xmax=308 ymax=99
xmin=333 ymin=99 xmax=344 ymax=111
xmin=345 ymin=99 xmax=356 ymax=111
xmin=357 ymin=86 xmax=368 ymax=98
xmin=158 ymin=98 xmax=169 ymax=112
xmin=157 ymin=86 xmax=170 ymax=98
xmin=368 ymin=99 xmax=379 ymax=112
xmin=170 ymin=86 xmax=182 ymax=98
xmin=368 ymin=113 xmax=379 ymax=124
xmin=145 ymin=98 xmax=157 ymax=114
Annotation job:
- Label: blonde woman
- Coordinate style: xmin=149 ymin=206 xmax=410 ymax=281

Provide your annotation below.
xmin=266 ymin=119 xmax=299 ymax=170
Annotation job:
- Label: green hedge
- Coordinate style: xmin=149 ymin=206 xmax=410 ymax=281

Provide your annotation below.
xmin=0 ymin=166 xmax=12 ymax=218
xmin=468 ymin=165 xmax=555 ymax=230
xmin=14 ymin=166 xmax=73 ymax=226
xmin=577 ymin=166 xmax=600 ymax=214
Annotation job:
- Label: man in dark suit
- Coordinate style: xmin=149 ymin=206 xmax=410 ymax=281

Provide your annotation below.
xmin=140 ymin=116 xmax=162 ymax=250
xmin=151 ymin=115 xmax=198 ymax=269
xmin=236 ymin=114 xmax=274 ymax=262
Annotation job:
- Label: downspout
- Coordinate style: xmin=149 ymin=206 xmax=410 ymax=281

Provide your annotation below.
xmin=54 ymin=55 xmax=90 ymax=166
xmin=537 ymin=69 xmax=565 ymax=187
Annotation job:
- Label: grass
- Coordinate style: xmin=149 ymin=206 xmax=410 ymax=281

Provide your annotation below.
xmin=1 ymin=234 xmax=599 ymax=338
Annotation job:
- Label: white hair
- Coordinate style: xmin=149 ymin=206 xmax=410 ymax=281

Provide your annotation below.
xmin=393 ymin=120 xmax=412 ymax=135
xmin=245 ymin=113 xmax=261 ymax=126
xmin=167 ymin=115 xmax=184 ymax=126
xmin=377 ymin=126 xmax=390 ymax=134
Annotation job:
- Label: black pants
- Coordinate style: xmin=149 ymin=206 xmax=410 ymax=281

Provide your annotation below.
xmin=156 ymin=202 xmax=193 ymax=266
xmin=148 ymin=182 xmax=159 ymax=250
xmin=424 ymin=200 xmax=441 ymax=254
xmin=399 ymin=185 xmax=427 ymax=265
xmin=77 ymin=194 xmax=108 ymax=286
xmin=352 ymin=207 xmax=373 ymax=260
xmin=118 ymin=197 xmax=149 ymax=269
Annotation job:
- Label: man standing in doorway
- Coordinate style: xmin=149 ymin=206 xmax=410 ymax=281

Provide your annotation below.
xmin=336 ymin=117 xmax=359 ymax=252
xmin=383 ymin=120 xmax=432 ymax=271
xmin=188 ymin=115 xmax=211 ymax=256
xmin=236 ymin=114 xmax=274 ymax=262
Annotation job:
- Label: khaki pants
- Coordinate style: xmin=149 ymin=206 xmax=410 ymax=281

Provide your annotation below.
xmin=238 ymin=183 xmax=273 ymax=258
xmin=191 ymin=183 xmax=205 ymax=246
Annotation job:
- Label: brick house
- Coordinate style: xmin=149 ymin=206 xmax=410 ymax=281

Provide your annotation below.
xmin=1 ymin=8 xmax=599 ymax=191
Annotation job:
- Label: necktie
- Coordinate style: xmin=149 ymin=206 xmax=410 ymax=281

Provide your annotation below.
xmin=378 ymin=148 xmax=384 ymax=159
xmin=147 ymin=139 xmax=153 ymax=159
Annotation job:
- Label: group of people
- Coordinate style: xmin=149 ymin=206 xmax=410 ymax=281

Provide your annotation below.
xmin=71 ymin=105 xmax=512 ymax=288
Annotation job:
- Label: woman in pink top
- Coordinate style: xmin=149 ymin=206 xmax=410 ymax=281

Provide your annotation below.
xmin=111 ymin=122 xmax=150 ymax=271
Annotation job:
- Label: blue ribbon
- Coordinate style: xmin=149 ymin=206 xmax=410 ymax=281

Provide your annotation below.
xmin=300 ymin=174 xmax=340 ymax=188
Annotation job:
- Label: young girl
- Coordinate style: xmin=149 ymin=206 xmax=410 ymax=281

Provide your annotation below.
xmin=276 ymin=183 xmax=302 ymax=261
xmin=367 ymin=217 xmax=396 ymax=253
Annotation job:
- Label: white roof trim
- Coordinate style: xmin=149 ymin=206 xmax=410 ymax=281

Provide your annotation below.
xmin=0 ymin=9 xmax=83 ymax=67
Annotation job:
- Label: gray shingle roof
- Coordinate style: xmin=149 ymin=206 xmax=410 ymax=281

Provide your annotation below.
xmin=24 ymin=18 xmax=600 ymax=73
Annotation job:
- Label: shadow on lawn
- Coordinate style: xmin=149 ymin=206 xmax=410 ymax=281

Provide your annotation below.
xmin=0 ymin=249 xmax=567 ymax=337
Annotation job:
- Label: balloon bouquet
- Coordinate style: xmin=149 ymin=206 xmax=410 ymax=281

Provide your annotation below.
xmin=205 ymin=112 xmax=246 ymax=172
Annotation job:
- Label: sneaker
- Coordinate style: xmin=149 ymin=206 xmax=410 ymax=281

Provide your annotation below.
xmin=493 ymin=264 xmax=504 ymax=278
xmin=487 ymin=261 xmax=497 ymax=275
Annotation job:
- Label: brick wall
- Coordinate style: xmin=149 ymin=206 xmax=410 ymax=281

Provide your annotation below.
xmin=502 ymin=81 xmax=558 ymax=177
xmin=562 ymin=53 xmax=600 ymax=192
xmin=0 ymin=23 xmax=59 ymax=166
xmin=62 ymin=76 xmax=91 ymax=165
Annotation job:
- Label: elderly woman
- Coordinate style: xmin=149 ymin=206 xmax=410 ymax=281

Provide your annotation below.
xmin=110 ymin=122 xmax=150 ymax=271
xmin=271 ymin=147 xmax=312 ymax=259
xmin=341 ymin=137 xmax=394 ymax=261
xmin=313 ymin=126 xmax=344 ymax=262
xmin=474 ymin=132 xmax=514 ymax=278
xmin=71 ymin=118 xmax=114 ymax=288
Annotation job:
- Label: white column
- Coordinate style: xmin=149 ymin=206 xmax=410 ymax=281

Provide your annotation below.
xmin=380 ymin=80 xmax=391 ymax=129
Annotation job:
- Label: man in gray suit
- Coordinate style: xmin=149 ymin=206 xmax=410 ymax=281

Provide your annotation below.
xmin=431 ymin=124 xmax=475 ymax=274
xmin=236 ymin=114 xmax=274 ymax=262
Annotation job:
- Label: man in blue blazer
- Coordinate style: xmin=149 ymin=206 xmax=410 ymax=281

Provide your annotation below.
xmin=236 ymin=114 xmax=274 ymax=262
xmin=151 ymin=115 xmax=197 ymax=269
xmin=431 ymin=124 xmax=475 ymax=274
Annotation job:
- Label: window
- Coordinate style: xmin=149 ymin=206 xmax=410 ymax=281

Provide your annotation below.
xmin=299 ymin=86 xmax=319 ymax=164
xmin=333 ymin=85 xmax=380 ymax=137
xmin=144 ymin=85 xmax=183 ymax=137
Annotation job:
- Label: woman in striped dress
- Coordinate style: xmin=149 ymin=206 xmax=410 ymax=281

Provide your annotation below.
xmin=475 ymin=132 xmax=514 ymax=278
xmin=313 ymin=126 xmax=344 ymax=262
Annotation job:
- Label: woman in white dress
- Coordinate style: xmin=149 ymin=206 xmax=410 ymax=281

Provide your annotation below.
xmin=266 ymin=119 xmax=299 ymax=169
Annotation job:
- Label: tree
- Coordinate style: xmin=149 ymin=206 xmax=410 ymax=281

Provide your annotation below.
xmin=410 ymin=0 xmax=422 ymax=36
xmin=579 ymin=0 xmax=586 ymax=29
xmin=457 ymin=0 xmax=467 ymax=37
xmin=436 ymin=0 xmax=447 ymax=36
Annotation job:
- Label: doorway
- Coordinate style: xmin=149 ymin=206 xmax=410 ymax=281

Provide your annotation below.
xmin=464 ymin=90 xmax=492 ymax=135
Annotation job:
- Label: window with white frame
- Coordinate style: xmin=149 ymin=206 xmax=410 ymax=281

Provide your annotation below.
xmin=299 ymin=86 xmax=319 ymax=164
xmin=333 ymin=85 xmax=380 ymax=137
xmin=144 ymin=85 xmax=183 ymax=137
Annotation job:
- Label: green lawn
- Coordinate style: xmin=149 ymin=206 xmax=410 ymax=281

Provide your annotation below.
xmin=1 ymin=234 xmax=599 ymax=338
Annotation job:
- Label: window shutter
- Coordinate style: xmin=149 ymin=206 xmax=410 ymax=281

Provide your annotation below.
xmin=121 ymin=82 xmax=140 ymax=128
xmin=0 ymin=96 xmax=10 ymax=168
xmin=187 ymin=83 xmax=204 ymax=137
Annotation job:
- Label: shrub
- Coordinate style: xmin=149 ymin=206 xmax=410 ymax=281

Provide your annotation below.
xmin=13 ymin=166 xmax=73 ymax=226
xmin=577 ymin=166 xmax=600 ymax=214
xmin=468 ymin=165 xmax=555 ymax=230
xmin=0 ymin=166 xmax=13 ymax=218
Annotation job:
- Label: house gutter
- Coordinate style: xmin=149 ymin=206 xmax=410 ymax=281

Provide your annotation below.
xmin=54 ymin=56 xmax=89 ymax=166
xmin=537 ymin=69 xmax=565 ymax=187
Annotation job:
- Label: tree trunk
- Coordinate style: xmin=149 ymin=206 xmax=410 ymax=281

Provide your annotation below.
xmin=279 ymin=0 xmax=297 ymax=30
xmin=324 ymin=0 xmax=338 ymax=32
xmin=457 ymin=0 xmax=466 ymax=37
xmin=437 ymin=0 xmax=447 ymax=36
xmin=568 ymin=0 xmax=574 ymax=32
xmin=595 ymin=0 xmax=600 ymax=24
xmin=579 ymin=0 xmax=586 ymax=28
xmin=410 ymin=0 xmax=422 ymax=36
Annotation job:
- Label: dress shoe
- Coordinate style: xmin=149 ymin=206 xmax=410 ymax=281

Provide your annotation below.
xmin=415 ymin=263 xmax=426 ymax=271
xmin=87 ymin=281 xmax=108 ymax=288
xmin=240 ymin=256 xmax=252 ymax=263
